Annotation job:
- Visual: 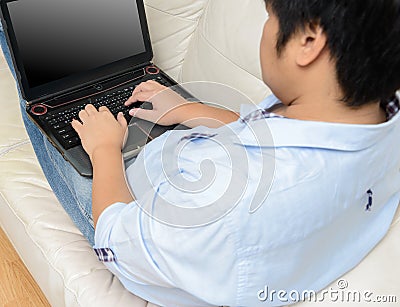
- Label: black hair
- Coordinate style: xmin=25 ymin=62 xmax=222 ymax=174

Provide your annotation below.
xmin=264 ymin=0 xmax=400 ymax=107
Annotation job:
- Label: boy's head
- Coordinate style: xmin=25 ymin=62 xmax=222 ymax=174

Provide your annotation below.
xmin=261 ymin=0 xmax=400 ymax=107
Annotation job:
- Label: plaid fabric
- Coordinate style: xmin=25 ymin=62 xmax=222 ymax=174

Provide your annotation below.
xmin=240 ymin=109 xmax=284 ymax=123
xmin=241 ymin=96 xmax=400 ymax=123
xmin=180 ymin=132 xmax=218 ymax=142
xmin=386 ymin=96 xmax=400 ymax=121
xmin=94 ymin=247 xmax=116 ymax=262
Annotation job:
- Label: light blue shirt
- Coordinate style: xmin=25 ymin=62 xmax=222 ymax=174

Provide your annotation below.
xmin=95 ymin=95 xmax=400 ymax=307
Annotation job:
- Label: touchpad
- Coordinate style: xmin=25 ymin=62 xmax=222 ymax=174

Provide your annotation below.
xmin=122 ymin=118 xmax=187 ymax=160
xmin=122 ymin=122 xmax=152 ymax=160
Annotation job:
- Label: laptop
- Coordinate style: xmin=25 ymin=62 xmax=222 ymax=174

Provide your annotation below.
xmin=0 ymin=0 xmax=193 ymax=177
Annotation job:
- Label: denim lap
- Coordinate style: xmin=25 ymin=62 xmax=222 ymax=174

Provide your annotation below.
xmin=1 ymin=28 xmax=95 ymax=245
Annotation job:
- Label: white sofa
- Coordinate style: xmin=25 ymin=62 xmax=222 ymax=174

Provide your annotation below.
xmin=0 ymin=0 xmax=399 ymax=306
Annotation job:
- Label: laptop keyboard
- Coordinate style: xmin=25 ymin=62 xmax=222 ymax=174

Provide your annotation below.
xmin=42 ymin=76 xmax=169 ymax=150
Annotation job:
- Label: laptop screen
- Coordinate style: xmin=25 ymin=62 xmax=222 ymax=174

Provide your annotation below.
xmin=1 ymin=0 xmax=152 ymax=101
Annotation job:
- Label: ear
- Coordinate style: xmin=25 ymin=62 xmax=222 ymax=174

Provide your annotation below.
xmin=295 ymin=22 xmax=327 ymax=67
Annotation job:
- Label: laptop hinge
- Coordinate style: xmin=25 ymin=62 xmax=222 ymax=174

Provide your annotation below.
xmin=27 ymin=61 xmax=152 ymax=105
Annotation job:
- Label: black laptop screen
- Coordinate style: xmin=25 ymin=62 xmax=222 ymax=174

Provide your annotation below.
xmin=3 ymin=0 xmax=150 ymax=98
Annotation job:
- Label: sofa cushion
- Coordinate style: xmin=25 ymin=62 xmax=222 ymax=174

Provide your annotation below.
xmin=144 ymin=0 xmax=210 ymax=80
xmin=181 ymin=0 xmax=272 ymax=109
xmin=1 ymin=0 xmax=399 ymax=306
xmin=0 ymin=49 xmax=157 ymax=306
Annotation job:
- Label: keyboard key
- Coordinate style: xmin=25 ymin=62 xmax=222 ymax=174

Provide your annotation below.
xmin=61 ymin=132 xmax=76 ymax=139
xmin=53 ymin=121 xmax=70 ymax=130
xmin=43 ymin=75 xmax=170 ymax=149
xmin=66 ymin=137 xmax=80 ymax=147
xmin=57 ymin=127 xmax=72 ymax=135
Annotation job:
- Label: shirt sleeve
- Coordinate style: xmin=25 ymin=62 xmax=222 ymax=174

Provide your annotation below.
xmin=94 ymin=127 xmax=241 ymax=305
xmin=94 ymin=201 xmax=174 ymax=286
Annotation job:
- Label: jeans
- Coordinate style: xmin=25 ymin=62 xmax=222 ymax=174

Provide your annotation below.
xmin=0 ymin=27 xmax=95 ymax=245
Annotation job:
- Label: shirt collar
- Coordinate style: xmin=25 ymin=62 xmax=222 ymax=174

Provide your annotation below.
xmin=235 ymin=96 xmax=400 ymax=151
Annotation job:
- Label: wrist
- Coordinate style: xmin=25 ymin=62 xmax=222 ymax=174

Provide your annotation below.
xmin=176 ymin=102 xmax=203 ymax=124
xmin=90 ymin=145 xmax=122 ymax=163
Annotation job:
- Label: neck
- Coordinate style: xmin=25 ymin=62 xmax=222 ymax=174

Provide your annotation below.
xmin=279 ymin=98 xmax=386 ymax=125
xmin=271 ymin=48 xmax=387 ymax=125
xmin=274 ymin=94 xmax=386 ymax=125
xmin=274 ymin=60 xmax=386 ymax=124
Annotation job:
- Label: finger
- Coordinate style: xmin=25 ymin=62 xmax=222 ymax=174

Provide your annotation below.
xmin=130 ymin=83 xmax=147 ymax=97
xmin=78 ymin=109 xmax=89 ymax=122
xmin=125 ymin=92 xmax=141 ymax=105
xmin=85 ymin=104 xmax=97 ymax=114
xmin=135 ymin=80 xmax=157 ymax=93
xmin=98 ymin=105 xmax=111 ymax=113
xmin=124 ymin=96 xmax=136 ymax=106
xmin=134 ymin=91 xmax=156 ymax=102
xmin=71 ymin=119 xmax=83 ymax=134
xmin=145 ymin=79 xmax=161 ymax=86
xmin=145 ymin=80 xmax=167 ymax=92
xmin=125 ymin=91 xmax=153 ymax=106
xmin=129 ymin=80 xmax=162 ymax=100
xmin=117 ymin=112 xmax=128 ymax=129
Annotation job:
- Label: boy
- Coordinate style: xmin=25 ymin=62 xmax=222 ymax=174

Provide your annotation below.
xmin=2 ymin=0 xmax=400 ymax=306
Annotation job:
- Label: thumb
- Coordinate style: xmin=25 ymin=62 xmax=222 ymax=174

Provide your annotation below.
xmin=117 ymin=112 xmax=128 ymax=129
xmin=129 ymin=108 xmax=154 ymax=122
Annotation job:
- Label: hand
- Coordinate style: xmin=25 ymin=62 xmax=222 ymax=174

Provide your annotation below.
xmin=124 ymin=80 xmax=194 ymax=126
xmin=71 ymin=104 xmax=128 ymax=160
